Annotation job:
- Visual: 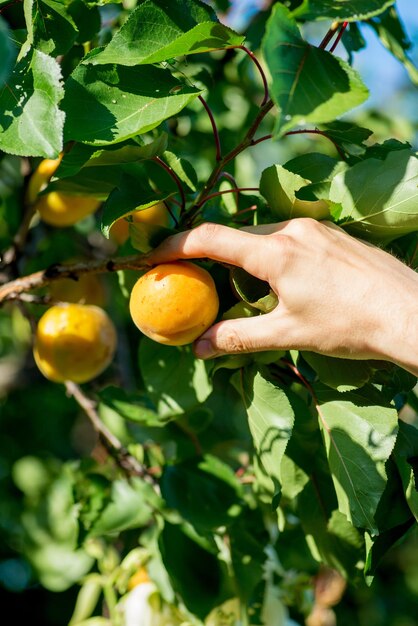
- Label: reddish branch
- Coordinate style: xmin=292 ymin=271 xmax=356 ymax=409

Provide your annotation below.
xmin=153 ymin=156 xmax=185 ymax=218
xmin=195 ymin=186 xmax=260 ymax=208
xmin=198 ymin=95 xmax=222 ymax=161
xmin=329 ymin=22 xmax=349 ymax=53
xmin=237 ymin=45 xmax=270 ymax=105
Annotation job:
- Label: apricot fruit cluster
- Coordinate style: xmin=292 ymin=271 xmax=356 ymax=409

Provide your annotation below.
xmin=33 ymin=304 xmax=117 ymax=383
xmin=129 ymin=261 xmax=219 ymax=346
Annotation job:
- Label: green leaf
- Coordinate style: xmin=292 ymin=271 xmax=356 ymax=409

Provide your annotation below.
xmin=45 ymin=165 xmax=120 ymax=199
xmin=297 ymin=482 xmax=364 ymax=577
xmin=98 ymin=385 xmax=168 ymax=426
xmin=159 ymin=522 xmax=229 ymax=619
xmin=367 ymin=7 xmax=418 ymax=86
xmin=239 ymin=367 xmax=295 ymax=505
xmin=88 ymin=478 xmax=154 ymax=536
xmin=63 ymin=62 xmax=201 ymax=145
xmin=292 ymin=0 xmax=395 ymax=22
xmin=0 ymin=17 xmax=14 ymax=88
xmin=139 ymin=338 xmax=213 ymax=418
xmin=314 ymin=384 xmax=399 ymax=533
xmin=262 ymin=5 xmax=369 ymax=137
xmin=100 ymin=171 xmax=174 ymax=237
xmin=161 ymin=455 xmax=243 ymax=530
xmin=259 ymin=163 xmax=332 ymax=221
xmin=364 ymin=517 xmax=415 ymax=582
xmin=0 ymin=48 xmax=64 ymax=158
xmin=87 ymin=0 xmax=244 ymax=66
xmin=330 ymin=150 xmax=418 ymax=241
xmin=23 ymin=0 xmax=78 ymax=56
xmin=319 ymin=121 xmax=373 ymax=156
xmin=301 ymin=352 xmax=375 ymax=391
xmin=163 ymin=150 xmax=198 ymax=193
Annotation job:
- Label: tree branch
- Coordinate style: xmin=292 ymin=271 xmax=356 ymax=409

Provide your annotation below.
xmin=65 ymin=381 xmax=159 ymax=486
xmin=0 ymin=253 xmax=151 ymax=304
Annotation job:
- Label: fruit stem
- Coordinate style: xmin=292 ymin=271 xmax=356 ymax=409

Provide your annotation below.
xmin=198 ymin=94 xmax=222 ymax=161
xmin=153 ymin=156 xmax=186 ymax=216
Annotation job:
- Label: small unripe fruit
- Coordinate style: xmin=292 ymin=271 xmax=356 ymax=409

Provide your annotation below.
xmin=33 ymin=304 xmax=117 ymax=383
xmin=109 ymin=202 xmax=170 ymax=245
xmin=35 ymin=192 xmax=101 ymax=227
xmin=129 ymin=261 xmax=219 ymax=346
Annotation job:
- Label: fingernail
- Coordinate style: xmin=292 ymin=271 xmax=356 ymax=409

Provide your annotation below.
xmin=194 ymin=338 xmax=217 ymax=359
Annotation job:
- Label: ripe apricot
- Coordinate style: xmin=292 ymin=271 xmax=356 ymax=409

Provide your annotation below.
xmin=33 ymin=304 xmax=117 ymax=383
xmin=129 ymin=261 xmax=219 ymax=346
xmin=49 ymin=273 xmax=107 ymax=307
xmin=35 ymin=192 xmax=101 ymax=227
xmin=110 ymin=202 xmax=170 ymax=245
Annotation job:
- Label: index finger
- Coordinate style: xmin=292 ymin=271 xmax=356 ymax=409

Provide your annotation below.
xmin=147 ymin=222 xmax=276 ymax=281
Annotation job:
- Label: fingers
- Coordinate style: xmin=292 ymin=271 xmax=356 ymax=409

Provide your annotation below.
xmin=147 ymin=223 xmax=277 ymax=281
xmin=193 ymin=312 xmax=291 ymax=359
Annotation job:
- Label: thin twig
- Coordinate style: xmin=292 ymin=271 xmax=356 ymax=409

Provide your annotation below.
xmin=153 ymin=156 xmax=185 ymax=218
xmin=65 ymin=381 xmax=158 ymax=486
xmin=0 ymin=253 xmax=150 ymax=304
xmin=196 ymin=186 xmax=259 ymax=209
xmin=198 ymin=94 xmax=222 ymax=161
xmin=318 ymin=21 xmax=340 ymax=49
xmin=285 ymin=128 xmax=346 ymax=160
xmin=237 ymin=45 xmax=270 ymax=105
xmin=329 ymin=21 xmax=349 ymax=53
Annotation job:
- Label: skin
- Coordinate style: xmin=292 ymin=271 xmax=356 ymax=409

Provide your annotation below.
xmin=148 ymin=219 xmax=418 ymax=376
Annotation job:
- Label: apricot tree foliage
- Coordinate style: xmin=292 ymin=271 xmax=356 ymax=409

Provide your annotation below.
xmin=0 ymin=1 xmax=417 ymax=624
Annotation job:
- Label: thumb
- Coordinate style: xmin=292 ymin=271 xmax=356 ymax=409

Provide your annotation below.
xmin=193 ymin=313 xmax=286 ymax=359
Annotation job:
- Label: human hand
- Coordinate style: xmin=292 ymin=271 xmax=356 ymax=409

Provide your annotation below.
xmin=148 ymin=219 xmax=418 ymax=375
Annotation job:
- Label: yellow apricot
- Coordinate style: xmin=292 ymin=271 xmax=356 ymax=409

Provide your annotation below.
xmin=49 ymin=273 xmax=107 ymax=307
xmin=33 ymin=304 xmax=117 ymax=383
xmin=26 ymin=155 xmax=63 ymax=204
xmin=109 ymin=202 xmax=170 ymax=245
xmin=129 ymin=261 xmax=219 ymax=346
xmin=35 ymin=192 xmax=101 ymax=227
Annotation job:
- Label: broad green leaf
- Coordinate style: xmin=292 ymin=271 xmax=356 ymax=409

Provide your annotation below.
xmin=63 ymin=62 xmax=201 ymax=145
xmin=280 ymin=454 xmax=309 ymax=500
xmin=98 ymin=385 xmax=167 ymax=426
xmin=292 ymin=0 xmax=395 ymax=22
xmin=0 ymin=48 xmax=64 ymax=158
xmin=240 ymin=367 xmax=294 ymax=504
xmin=161 ymin=455 xmax=243 ymax=530
xmin=229 ymin=512 xmax=268 ymax=602
xmin=319 ymin=121 xmax=373 ymax=156
xmin=367 ymin=7 xmax=418 ymax=86
xmin=364 ymin=517 xmax=415 ymax=582
xmin=314 ymin=384 xmax=399 ymax=533
xmin=259 ymin=163 xmax=332 ymax=221
xmin=342 ymin=22 xmax=367 ymax=62
xmin=23 ymin=0 xmax=78 ymax=56
xmin=139 ymin=338 xmax=213 ymax=418
xmin=298 ymin=482 xmax=364 ymax=577
xmin=88 ymin=478 xmax=154 ymax=536
xmin=53 ymin=135 xmax=168 ymax=180
xmin=0 ymin=17 xmax=14 ymax=87
xmin=159 ymin=522 xmax=228 ymax=619
xmin=394 ymin=421 xmax=418 ymax=521
xmin=87 ymin=0 xmax=244 ymax=66
xmin=129 ymin=221 xmax=175 ymax=253
xmin=331 ymin=150 xmax=418 ymax=241
xmin=262 ymin=5 xmax=369 ymax=137
xmin=45 ymin=165 xmax=120 ymax=199
xmin=163 ymin=150 xmax=198 ymax=193
xmin=301 ymin=352 xmax=375 ymax=391
xmin=101 ymin=171 xmax=175 ymax=237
